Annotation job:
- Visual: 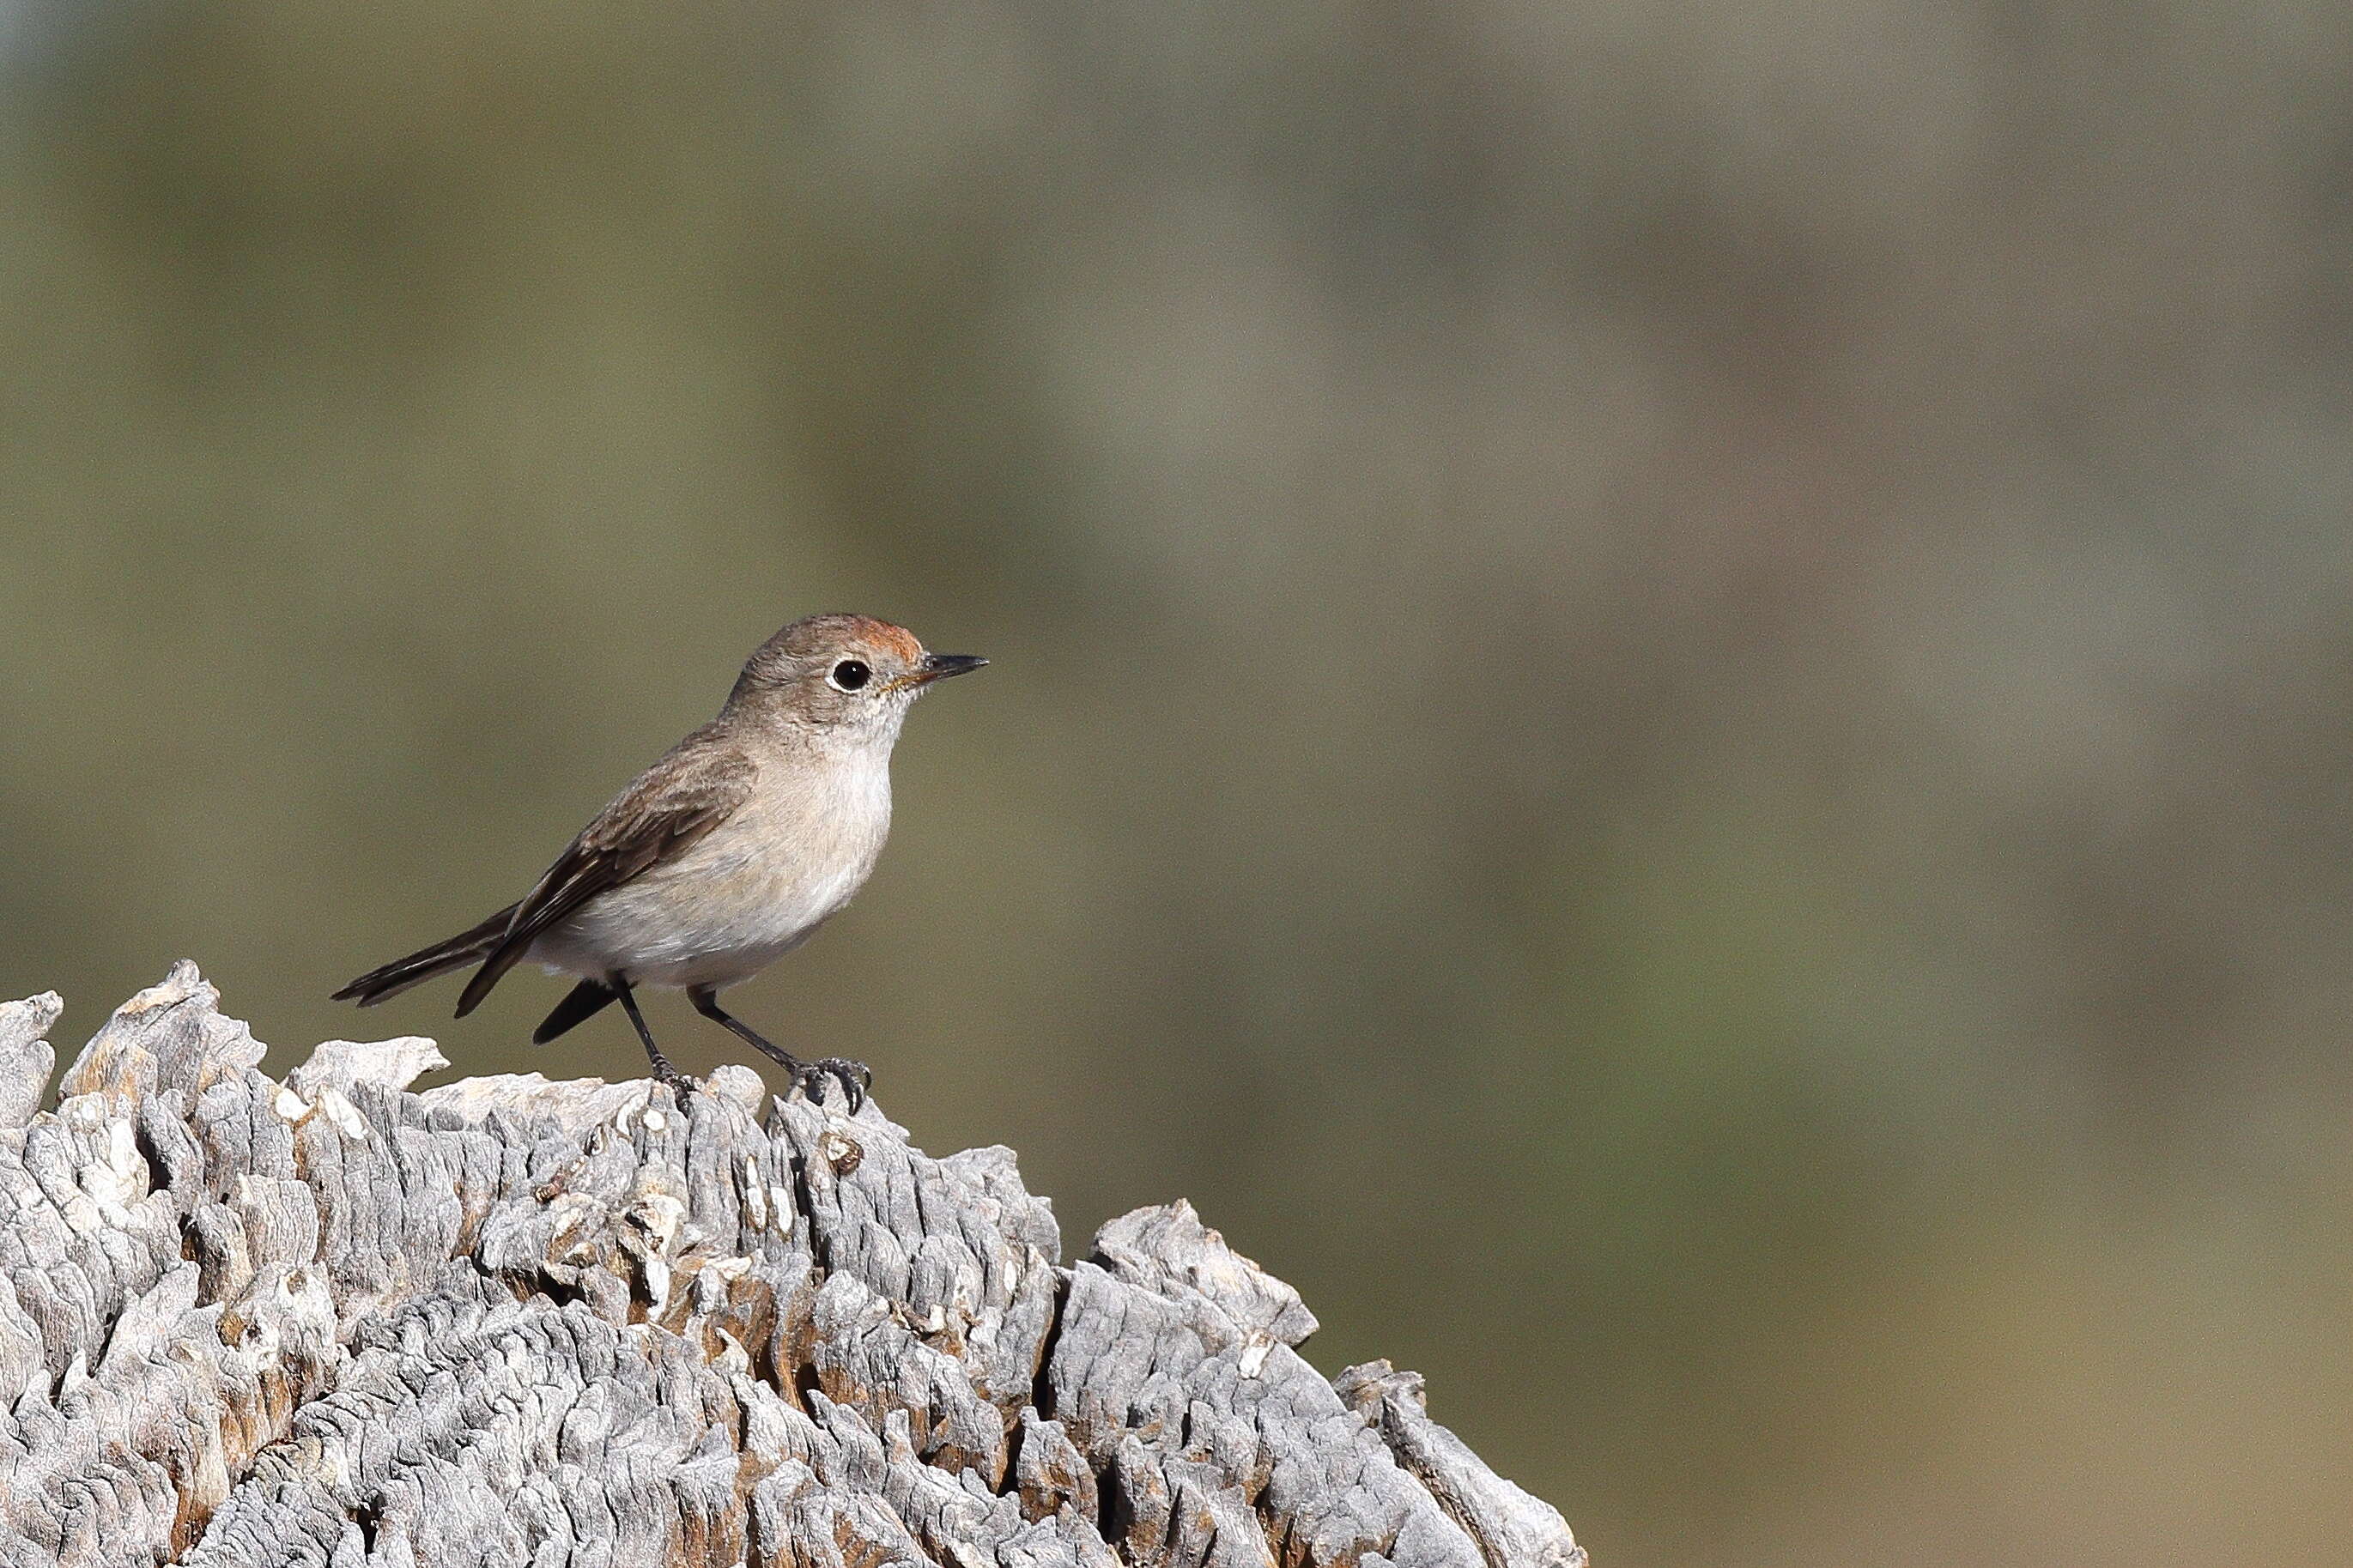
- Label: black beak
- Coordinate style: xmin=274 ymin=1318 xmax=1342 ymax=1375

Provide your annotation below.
xmin=919 ymin=652 xmax=988 ymax=683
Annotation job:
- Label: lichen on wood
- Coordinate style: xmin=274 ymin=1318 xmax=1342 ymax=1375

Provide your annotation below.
xmin=0 ymin=962 xmax=1583 ymax=1568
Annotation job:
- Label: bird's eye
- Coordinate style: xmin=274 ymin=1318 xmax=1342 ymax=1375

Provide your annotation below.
xmin=828 ymin=659 xmax=871 ymax=693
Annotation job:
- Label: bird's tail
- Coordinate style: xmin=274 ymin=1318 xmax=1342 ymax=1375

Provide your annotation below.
xmin=331 ymin=903 xmax=520 ymax=1007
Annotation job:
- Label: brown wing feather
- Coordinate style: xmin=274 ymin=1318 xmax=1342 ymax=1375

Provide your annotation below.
xmin=454 ymin=733 xmax=755 ymax=1015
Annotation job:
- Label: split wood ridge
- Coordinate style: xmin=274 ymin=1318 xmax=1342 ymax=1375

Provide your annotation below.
xmin=0 ymin=962 xmax=1582 ymax=1568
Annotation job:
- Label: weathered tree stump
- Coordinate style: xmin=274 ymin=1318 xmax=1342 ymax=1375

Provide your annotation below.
xmin=0 ymin=963 xmax=1581 ymax=1568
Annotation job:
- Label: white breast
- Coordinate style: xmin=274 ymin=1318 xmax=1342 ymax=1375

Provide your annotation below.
xmin=532 ymin=746 xmax=894 ymax=991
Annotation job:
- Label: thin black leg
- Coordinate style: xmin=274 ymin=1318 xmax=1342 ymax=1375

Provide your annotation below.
xmin=687 ymin=984 xmax=799 ymax=1068
xmin=614 ymin=979 xmax=688 ymax=1088
xmin=688 ymin=985 xmax=869 ymax=1111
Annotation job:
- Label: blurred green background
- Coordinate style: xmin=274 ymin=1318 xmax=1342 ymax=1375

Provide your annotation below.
xmin=3 ymin=2 xmax=2350 ymax=1562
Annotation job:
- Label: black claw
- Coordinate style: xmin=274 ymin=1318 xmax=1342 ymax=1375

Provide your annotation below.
xmin=794 ymin=1057 xmax=870 ymax=1114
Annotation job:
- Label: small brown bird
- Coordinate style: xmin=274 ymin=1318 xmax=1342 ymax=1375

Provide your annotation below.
xmin=333 ymin=614 xmax=985 ymax=1105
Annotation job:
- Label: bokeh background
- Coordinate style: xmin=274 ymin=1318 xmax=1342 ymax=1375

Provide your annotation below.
xmin=3 ymin=3 xmax=2350 ymax=1562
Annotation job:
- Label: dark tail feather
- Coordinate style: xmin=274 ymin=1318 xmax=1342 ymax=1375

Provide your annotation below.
xmin=331 ymin=903 xmax=519 ymax=1007
xmin=534 ymin=979 xmax=617 ymax=1044
xmin=455 ymin=929 xmax=534 ymax=1018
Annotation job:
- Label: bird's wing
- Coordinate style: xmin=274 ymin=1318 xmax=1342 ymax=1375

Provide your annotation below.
xmin=455 ymin=735 xmax=757 ymax=1016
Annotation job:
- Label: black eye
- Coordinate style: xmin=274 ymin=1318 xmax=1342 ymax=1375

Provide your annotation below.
xmin=828 ymin=658 xmax=871 ymax=693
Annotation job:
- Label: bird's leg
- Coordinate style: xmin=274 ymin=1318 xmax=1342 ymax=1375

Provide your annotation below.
xmin=688 ymin=984 xmax=869 ymax=1111
xmin=613 ymin=979 xmax=693 ymax=1093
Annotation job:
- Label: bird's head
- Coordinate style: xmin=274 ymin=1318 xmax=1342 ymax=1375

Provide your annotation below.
xmin=729 ymin=613 xmax=985 ymax=740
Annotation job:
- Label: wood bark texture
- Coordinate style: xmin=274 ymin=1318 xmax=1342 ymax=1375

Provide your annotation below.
xmin=0 ymin=964 xmax=1583 ymax=1568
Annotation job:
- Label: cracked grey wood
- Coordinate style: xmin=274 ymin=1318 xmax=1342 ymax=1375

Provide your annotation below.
xmin=0 ymin=963 xmax=1584 ymax=1568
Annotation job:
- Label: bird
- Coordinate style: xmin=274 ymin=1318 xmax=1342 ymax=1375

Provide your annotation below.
xmin=333 ymin=613 xmax=985 ymax=1108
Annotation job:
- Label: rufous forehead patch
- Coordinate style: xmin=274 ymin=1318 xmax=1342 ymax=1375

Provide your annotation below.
xmin=781 ymin=612 xmax=925 ymax=665
xmin=849 ymin=618 xmax=926 ymax=664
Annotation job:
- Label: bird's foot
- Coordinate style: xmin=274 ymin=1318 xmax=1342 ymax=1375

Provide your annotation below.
xmin=650 ymin=1065 xmax=701 ymax=1100
xmin=789 ymin=1056 xmax=871 ymax=1114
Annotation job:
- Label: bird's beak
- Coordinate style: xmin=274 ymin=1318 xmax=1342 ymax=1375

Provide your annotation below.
xmin=898 ymin=652 xmax=987 ymax=690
